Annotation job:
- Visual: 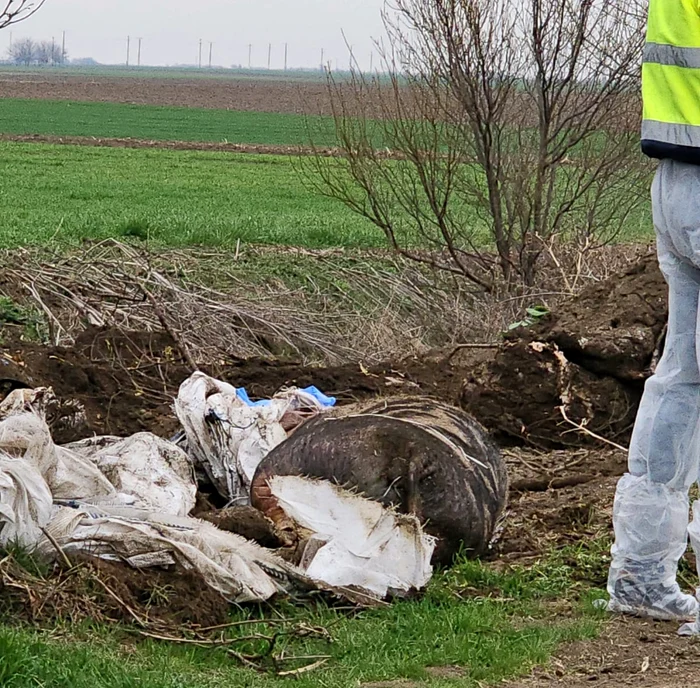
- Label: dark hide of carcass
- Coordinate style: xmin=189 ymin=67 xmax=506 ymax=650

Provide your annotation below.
xmin=251 ymin=397 xmax=508 ymax=564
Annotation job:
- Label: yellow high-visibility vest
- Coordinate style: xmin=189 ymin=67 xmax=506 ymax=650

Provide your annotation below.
xmin=643 ymin=0 xmax=700 ymax=161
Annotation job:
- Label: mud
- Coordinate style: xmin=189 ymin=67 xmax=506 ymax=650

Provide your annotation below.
xmin=462 ymin=251 xmax=665 ymax=448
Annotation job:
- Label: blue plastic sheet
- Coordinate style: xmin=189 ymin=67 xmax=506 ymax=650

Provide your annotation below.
xmin=235 ymin=386 xmax=336 ymax=409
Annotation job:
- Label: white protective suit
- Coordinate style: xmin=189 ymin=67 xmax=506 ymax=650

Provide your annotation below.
xmin=608 ymin=159 xmax=700 ymax=623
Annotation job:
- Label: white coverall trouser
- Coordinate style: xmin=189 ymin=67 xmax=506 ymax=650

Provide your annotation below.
xmin=608 ymin=159 xmax=700 ymax=623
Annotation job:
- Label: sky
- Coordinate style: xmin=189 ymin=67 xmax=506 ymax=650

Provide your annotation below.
xmin=7 ymin=0 xmax=388 ymax=70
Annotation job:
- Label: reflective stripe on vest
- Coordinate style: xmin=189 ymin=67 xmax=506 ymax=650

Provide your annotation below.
xmin=642 ymin=0 xmax=700 ymax=153
xmin=645 ymin=42 xmax=700 ymax=69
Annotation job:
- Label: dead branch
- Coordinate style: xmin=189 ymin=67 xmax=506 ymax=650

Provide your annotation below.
xmin=559 ymin=406 xmax=629 ymax=453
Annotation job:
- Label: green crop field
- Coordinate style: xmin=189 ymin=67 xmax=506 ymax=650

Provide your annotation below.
xmin=0 ymin=140 xmax=653 ymax=251
xmin=0 ymin=142 xmax=382 ymax=249
xmin=0 ymin=98 xmax=338 ymax=146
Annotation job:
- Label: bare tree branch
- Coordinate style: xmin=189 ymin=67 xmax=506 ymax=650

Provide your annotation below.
xmin=0 ymin=0 xmax=46 ymax=29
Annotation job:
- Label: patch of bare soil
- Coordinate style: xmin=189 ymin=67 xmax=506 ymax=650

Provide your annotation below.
xmin=0 ymin=555 xmax=230 ymax=628
xmin=0 ymin=324 xmax=477 ymax=444
xmin=0 ymin=133 xmax=341 ymax=156
xmin=496 ymin=449 xmax=624 ymax=571
xmin=505 ymin=617 xmax=700 ymax=688
xmin=0 ymin=73 xmax=335 ymax=114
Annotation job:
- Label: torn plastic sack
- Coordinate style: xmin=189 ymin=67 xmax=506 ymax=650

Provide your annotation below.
xmin=264 ymin=475 xmax=435 ymax=599
xmin=175 ymin=372 xmax=333 ymax=504
xmin=38 ymin=505 xmax=305 ymax=603
xmin=0 ymin=454 xmax=53 ymax=547
xmin=65 ymin=434 xmax=196 ymax=516
xmin=0 ymin=394 xmax=118 ymax=503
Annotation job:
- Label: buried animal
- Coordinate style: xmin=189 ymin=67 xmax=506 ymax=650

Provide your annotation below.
xmin=251 ymin=397 xmax=509 ymax=564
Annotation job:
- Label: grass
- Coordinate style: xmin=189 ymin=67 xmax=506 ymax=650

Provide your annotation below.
xmin=0 ymin=142 xmax=382 ymax=249
xmin=0 ymin=98 xmax=338 ymax=146
xmin=0 ymin=141 xmax=653 ymax=251
xmin=0 ymin=548 xmax=608 ymax=688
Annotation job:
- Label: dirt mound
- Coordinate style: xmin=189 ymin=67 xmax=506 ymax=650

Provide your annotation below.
xmin=462 ymin=252 xmax=665 ymax=447
xmin=546 ymin=253 xmax=667 ymax=381
xmin=0 ymin=556 xmax=230 ymax=628
xmin=0 ymin=325 xmax=471 ymax=444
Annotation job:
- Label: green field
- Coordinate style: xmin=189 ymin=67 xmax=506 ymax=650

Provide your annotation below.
xmin=0 ymin=98 xmax=338 ymax=146
xmin=0 ymin=139 xmax=653 ymax=251
xmin=0 ymin=142 xmax=384 ymax=249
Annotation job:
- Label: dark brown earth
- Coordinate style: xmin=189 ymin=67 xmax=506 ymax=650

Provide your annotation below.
xmin=0 ymin=72 xmax=334 ymax=114
xmin=0 ymin=324 xmax=473 ymax=444
xmin=462 ymin=251 xmax=666 ymax=448
xmin=504 ymin=617 xmax=700 ymax=688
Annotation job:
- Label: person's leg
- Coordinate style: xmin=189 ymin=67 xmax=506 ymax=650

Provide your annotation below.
xmin=607 ymin=169 xmax=700 ymax=621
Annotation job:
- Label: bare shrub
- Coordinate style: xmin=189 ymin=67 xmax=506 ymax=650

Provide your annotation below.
xmin=305 ymin=0 xmax=650 ymax=293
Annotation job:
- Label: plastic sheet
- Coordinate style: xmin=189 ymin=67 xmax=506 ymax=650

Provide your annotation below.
xmin=175 ymin=372 xmax=333 ymax=504
xmin=268 ymin=475 xmax=435 ymax=598
xmin=0 ymin=384 xmax=436 ymax=604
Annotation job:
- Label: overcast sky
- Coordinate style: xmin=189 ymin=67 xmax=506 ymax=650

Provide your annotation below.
xmin=8 ymin=0 xmax=388 ymax=69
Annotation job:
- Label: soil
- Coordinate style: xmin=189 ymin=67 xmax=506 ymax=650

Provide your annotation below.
xmin=0 ymin=325 xmax=472 ymax=444
xmin=0 ymin=72 xmax=335 ymax=115
xmin=505 ymin=617 xmax=700 ymax=688
xmin=0 ymin=133 xmax=340 ymax=157
xmin=461 ymin=251 xmax=666 ymax=448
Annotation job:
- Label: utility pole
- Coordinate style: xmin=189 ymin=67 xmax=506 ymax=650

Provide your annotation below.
xmin=62 ymin=31 xmax=66 ymax=64
xmin=369 ymin=51 xmax=374 ymax=73
xmin=51 ymin=36 xmax=55 ymax=65
xmin=137 ymin=37 xmax=142 ymax=66
xmin=198 ymin=38 xmax=202 ymax=68
xmin=284 ymin=42 xmax=288 ymax=71
xmin=267 ymin=43 xmax=272 ymax=70
xmin=126 ymin=36 xmax=130 ymax=66
xmin=208 ymin=41 xmax=213 ymax=68
xmin=247 ymin=43 xmax=252 ymax=69
xmin=320 ymin=47 xmax=324 ymax=70
xmin=8 ymin=32 xmax=12 ymax=50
